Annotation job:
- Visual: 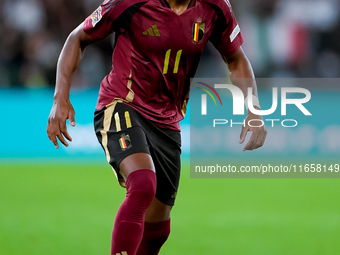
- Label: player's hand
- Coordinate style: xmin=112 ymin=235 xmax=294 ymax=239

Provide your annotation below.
xmin=239 ymin=111 xmax=267 ymax=151
xmin=47 ymin=97 xmax=76 ymax=149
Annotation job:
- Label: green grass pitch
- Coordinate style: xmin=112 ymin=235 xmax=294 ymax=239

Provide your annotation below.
xmin=0 ymin=162 xmax=339 ymax=255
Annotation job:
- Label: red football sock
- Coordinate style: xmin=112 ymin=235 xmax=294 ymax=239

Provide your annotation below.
xmin=136 ymin=219 xmax=171 ymax=255
xmin=111 ymin=169 xmax=156 ymax=255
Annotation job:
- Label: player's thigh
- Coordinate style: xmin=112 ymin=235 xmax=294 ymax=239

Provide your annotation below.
xmin=94 ymin=101 xmax=154 ymax=186
xmin=119 ymin=152 xmax=155 ymax=180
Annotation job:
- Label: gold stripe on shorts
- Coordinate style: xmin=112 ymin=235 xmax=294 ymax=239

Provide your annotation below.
xmin=100 ymin=105 xmax=115 ymax=164
xmin=99 ymin=99 xmax=126 ymax=186
xmin=125 ymin=111 xmax=132 ymax=128
xmin=114 ymin=112 xmax=121 ymax=132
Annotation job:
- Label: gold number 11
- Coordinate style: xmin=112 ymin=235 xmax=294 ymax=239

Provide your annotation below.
xmin=163 ymin=49 xmax=183 ymax=74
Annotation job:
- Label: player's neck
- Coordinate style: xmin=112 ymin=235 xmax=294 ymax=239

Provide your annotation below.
xmin=166 ymin=0 xmax=191 ymax=15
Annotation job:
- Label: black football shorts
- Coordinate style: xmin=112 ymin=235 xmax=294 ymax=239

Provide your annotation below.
xmin=94 ymin=100 xmax=181 ymax=206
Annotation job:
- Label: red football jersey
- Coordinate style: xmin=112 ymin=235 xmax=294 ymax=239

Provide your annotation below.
xmin=83 ymin=0 xmax=243 ymax=130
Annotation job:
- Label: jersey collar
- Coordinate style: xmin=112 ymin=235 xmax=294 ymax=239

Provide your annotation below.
xmin=159 ymin=0 xmax=196 ymax=9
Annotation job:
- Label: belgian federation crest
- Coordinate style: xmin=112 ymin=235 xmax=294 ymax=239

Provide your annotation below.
xmin=192 ymin=22 xmax=205 ymax=43
xmin=119 ymin=134 xmax=132 ymax=151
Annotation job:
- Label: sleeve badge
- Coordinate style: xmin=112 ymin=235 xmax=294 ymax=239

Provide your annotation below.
xmin=91 ymin=6 xmax=103 ymax=27
xmin=230 ymin=24 xmax=240 ymax=42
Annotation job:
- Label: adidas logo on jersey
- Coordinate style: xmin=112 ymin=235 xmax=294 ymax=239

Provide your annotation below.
xmin=143 ymin=25 xmax=161 ymax=36
xmin=115 ymin=252 xmax=128 ymax=255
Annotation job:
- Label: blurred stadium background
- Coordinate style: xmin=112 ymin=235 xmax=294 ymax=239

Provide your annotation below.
xmin=1 ymin=0 xmax=340 ymax=254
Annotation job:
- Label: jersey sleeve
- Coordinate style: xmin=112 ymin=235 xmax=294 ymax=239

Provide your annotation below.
xmin=208 ymin=0 xmax=244 ymax=57
xmin=83 ymin=0 xmax=140 ymax=40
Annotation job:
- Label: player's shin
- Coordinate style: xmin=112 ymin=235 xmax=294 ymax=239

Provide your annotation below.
xmin=136 ymin=219 xmax=171 ymax=255
xmin=111 ymin=169 xmax=156 ymax=255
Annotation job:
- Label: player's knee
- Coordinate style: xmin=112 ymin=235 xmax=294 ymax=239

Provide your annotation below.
xmin=126 ymin=169 xmax=157 ymax=206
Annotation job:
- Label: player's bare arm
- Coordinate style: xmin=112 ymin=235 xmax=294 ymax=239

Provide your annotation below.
xmin=225 ymin=47 xmax=267 ymax=151
xmin=47 ymin=23 xmax=96 ymax=149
